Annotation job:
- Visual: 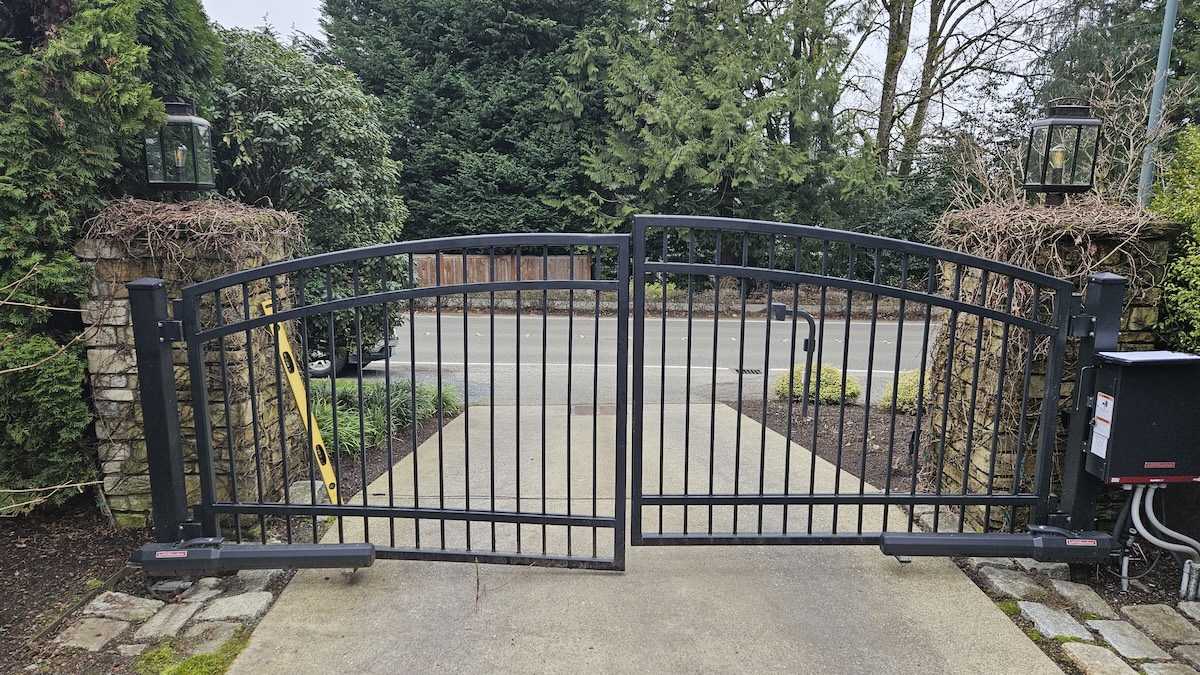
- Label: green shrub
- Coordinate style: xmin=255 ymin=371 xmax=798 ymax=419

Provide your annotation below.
xmin=307 ymin=378 xmax=460 ymax=454
xmin=1153 ymin=127 xmax=1200 ymax=353
xmin=0 ymin=336 xmax=93 ymax=513
xmin=772 ymin=364 xmax=861 ymax=405
xmin=878 ymin=370 xmax=928 ymax=414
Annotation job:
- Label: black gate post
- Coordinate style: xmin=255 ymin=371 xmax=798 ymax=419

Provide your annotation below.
xmin=128 ymin=278 xmax=188 ymax=543
xmin=1057 ymin=272 xmax=1126 ymax=531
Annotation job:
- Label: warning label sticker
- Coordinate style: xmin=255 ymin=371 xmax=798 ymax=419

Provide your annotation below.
xmin=154 ymin=550 xmax=188 ymax=559
xmin=1090 ymin=392 xmax=1115 ymax=459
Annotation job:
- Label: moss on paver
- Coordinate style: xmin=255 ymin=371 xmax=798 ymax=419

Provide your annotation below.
xmin=133 ymin=629 xmax=250 ymax=675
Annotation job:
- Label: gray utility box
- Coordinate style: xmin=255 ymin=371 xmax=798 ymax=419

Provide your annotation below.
xmin=1085 ymin=351 xmax=1200 ymax=484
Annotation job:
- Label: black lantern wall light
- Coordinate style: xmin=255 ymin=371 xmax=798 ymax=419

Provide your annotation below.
xmin=1023 ymin=98 xmax=1101 ymax=206
xmin=144 ymin=101 xmax=215 ymax=196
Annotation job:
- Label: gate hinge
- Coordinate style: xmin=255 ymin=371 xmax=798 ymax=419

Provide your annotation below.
xmin=1068 ymin=314 xmax=1095 ymax=338
xmin=157 ymin=320 xmax=184 ymax=342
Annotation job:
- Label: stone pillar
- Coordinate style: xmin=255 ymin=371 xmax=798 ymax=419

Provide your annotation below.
xmin=78 ymin=199 xmax=303 ymax=529
xmin=925 ymin=204 xmax=1182 ymax=531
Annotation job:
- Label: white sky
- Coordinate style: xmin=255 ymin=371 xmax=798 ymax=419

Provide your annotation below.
xmin=201 ymin=0 xmax=324 ymax=39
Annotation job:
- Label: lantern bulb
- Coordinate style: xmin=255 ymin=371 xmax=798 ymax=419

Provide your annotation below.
xmin=174 ymin=143 xmax=188 ymax=168
xmin=1048 ymin=144 xmax=1067 ymax=171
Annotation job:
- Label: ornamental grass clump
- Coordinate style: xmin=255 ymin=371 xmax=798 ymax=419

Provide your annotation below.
xmin=772 ymin=364 xmax=861 ymax=405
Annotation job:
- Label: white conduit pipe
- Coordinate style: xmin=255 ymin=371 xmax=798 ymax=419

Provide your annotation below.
xmin=1144 ymin=485 xmax=1200 ymax=601
xmin=1131 ymin=485 xmax=1200 ymax=599
xmin=1131 ymin=485 xmax=1199 ymax=560
xmin=1144 ymin=485 xmax=1200 ymax=561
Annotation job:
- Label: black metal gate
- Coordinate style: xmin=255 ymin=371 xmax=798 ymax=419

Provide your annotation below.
xmin=629 ymin=215 xmax=1086 ymax=545
xmin=131 ymin=234 xmax=628 ymax=570
xmin=131 ymin=216 xmax=1123 ymax=572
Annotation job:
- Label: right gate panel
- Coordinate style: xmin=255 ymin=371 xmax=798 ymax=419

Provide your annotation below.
xmin=630 ymin=215 xmax=1074 ymax=545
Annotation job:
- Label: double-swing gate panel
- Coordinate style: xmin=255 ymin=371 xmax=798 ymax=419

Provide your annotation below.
xmin=130 ymin=217 xmax=1123 ymax=575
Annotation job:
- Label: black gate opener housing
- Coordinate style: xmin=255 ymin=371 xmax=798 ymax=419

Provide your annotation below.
xmin=879 ymin=525 xmax=1116 ymax=563
xmin=130 ymin=538 xmax=376 ymax=577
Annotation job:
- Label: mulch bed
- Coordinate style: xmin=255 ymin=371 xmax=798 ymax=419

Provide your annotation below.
xmin=0 ymin=497 xmax=150 ymax=670
xmin=740 ymin=399 xmax=917 ymax=492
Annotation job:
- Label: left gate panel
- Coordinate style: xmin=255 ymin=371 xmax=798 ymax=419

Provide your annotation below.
xmin=143 ymin=234 xmax=629 ymax=570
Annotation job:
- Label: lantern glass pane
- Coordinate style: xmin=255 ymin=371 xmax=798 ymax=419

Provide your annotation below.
xmin=1045 ymin=125 xmax=1076 ymax=187
xmin=144 ymin=133 xmax=165 ymax=182
xmin=1069 ymin=126 xmax=1098 ymax=187
xmin=164 ymin=123 xmax=197 ymax=184
xmin=1026 ymin=126 xmax=1048 ymax=184
xmin=195 ymin=125 xmax=214 ymax=184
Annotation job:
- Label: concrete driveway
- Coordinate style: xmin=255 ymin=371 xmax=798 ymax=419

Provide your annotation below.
xmin=229 ymin=403 xmax=1059 ymax=674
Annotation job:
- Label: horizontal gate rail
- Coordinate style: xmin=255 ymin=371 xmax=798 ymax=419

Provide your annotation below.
xmin=631 ymin=215 xmax=1074 ymax=546
xmin=173 ymin=233 xmax=628 ymax=570
xmin=638 ymin=493 xmax=1039 ymax=507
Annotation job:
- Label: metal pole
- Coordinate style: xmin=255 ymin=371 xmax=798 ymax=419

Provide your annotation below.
xmin=1137 ymin=0 xmax=1179 ymax=207
xmin=1057 ymin=272 xmax=1126 ymax=532
xmin=128 ymin=278 xmax=188 ymax=543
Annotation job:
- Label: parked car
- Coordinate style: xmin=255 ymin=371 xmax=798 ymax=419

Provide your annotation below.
xmin=308 ymin=329 xmax=401 ymax=377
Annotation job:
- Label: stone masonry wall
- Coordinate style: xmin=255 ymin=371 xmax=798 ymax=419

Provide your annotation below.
xmin=925 ymin=208 xmax=1182 ymax=531
xmin=79 ymin=203 xmax=303 ymax=529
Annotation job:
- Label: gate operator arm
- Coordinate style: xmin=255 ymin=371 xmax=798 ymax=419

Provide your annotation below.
xmin=879 ymin=527 xmax=1116 ymax=563
xmin=881 ymin=350 xmax=1200 ymax=565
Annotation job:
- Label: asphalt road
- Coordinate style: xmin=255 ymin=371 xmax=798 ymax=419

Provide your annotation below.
xmin=361 ymin=313 xmax=934 ymax=406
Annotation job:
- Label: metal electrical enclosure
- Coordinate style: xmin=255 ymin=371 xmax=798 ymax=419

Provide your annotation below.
xmin=1085 ymin=351 xmax=1200 ymax=484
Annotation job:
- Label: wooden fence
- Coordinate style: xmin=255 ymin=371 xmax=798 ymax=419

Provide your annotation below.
xmin=412 ymin=254 xmax=593 ymax=286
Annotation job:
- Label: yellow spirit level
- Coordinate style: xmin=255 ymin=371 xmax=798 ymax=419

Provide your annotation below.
xmin=261 ymin=300 xmax=340 ymax=505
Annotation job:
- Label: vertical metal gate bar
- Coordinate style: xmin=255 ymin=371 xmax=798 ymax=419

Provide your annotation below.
xmin=407 ymin=253 xmax=420 ymax=549
xmin=214 ymin=294 xmax=239 ymax=540
xmin=908 ymin=265 xmax=937 ymax=532
xmin=592 ymin=248 xmax=602 ymax=558
xmin=353 ymin=262 xmax=369 ymax=543
xmin=657 ymin=232 xmax=668 ymax=536
xmin=515 ymin=247 xmax=522 ymax=554
xmin=614 ymin=236 xmax=630 ymax=570
xmin=707 ymin=231 xmax=721 ymax=536
xmin=268 ymin=278 xmax=293 ymax=544
xmin=1033 ymin=287 xmax=1072 ymax=524
xmin=631 ymin=224 xmax=646 ymax=545
xmin=881 ymin=252 xmax=911 ymax=529
xmin=732 ymin=233 xmax=749 ymax=535
xmin=565 ymin=249 xmax=575 ymax=558
xmin=461 ymin=249 xmax=470 ymax=551
xmin=958 ymin=269 xmax=990 ymax=533
xmin=381 ymin=257 xmax=396 ymax=549
xmin=808 ymin=241 xmax=830 ymax=535
xmin=858 ymin=249 xmax=883 ymax=534
xmin=683 ymin=229 xmax=696 ymax=534
xmin=983 ymin=276 xmax=1017 ymax=530
xmin=540 ymin=247 xmax=549 ymax=553
xmin=832 ymin=245 xmax=855 ymax=533
xmin=183 ymin=291 xmax=219 ymax=537
xmin=489 ymin=248 xmax=497 ymax=552
xmin=757 ymin=236 xmax=776 ymax=535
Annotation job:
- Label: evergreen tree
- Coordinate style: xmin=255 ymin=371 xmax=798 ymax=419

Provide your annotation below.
xmin=555 ymin=0 xmax=878 ymax=230
xmin=321 ymin=0 xmax=617 ymax=239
